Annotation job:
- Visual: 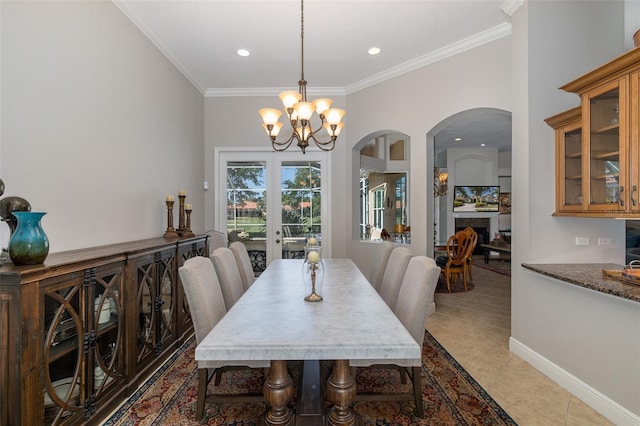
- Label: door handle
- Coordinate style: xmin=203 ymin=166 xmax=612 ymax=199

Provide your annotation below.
xmin=276 ymin=230 xmax=281 ymax=235
xmin=275 ymin=239 xmax=281 ymax=244
xmin=620 ymin=186 xmax=625 ymax=207
xmin=632 ymin=185 xmax=638 ymax=207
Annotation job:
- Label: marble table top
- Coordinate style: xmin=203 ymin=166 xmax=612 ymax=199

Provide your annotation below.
xmin=196 ymin=259 xmax=421 ymax=363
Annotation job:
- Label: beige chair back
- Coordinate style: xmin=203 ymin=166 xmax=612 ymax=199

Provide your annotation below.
xmin=206 ymin=230 xmax=227 ymax=257
xmin=229 ymin=241 xmax=256 ymax=291
xmin=178 ymin=256 xmax=227 ymax=344
xmin=367 ymin=241 xmax=395 ymax=291
xmin=395 ymin=256 xmax=441 ymax=345
xmin=378 ymin=246 xmax=412 ymax=309
xmin=211 ymin=247 xmax=245 ymax=310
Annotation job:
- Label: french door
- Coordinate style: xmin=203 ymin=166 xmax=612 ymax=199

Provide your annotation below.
xmin=216 ymin=150 xmax=330 ymax=273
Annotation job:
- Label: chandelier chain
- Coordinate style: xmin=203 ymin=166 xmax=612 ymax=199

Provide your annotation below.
xmin=257 ymin=0 xmax=345 ymax=154
xmin=300 ymin=0 xmax=304 ymax=85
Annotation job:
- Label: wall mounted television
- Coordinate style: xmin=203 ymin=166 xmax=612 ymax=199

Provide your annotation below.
xmin=453 ymin=186 xmax=500 ymax=212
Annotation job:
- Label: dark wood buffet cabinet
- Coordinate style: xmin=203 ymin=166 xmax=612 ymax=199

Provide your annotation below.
xmin=0 ymin=235 xmax=208 ymax=425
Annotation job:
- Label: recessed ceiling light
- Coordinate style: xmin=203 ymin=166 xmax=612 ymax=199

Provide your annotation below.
xmin=480 ymin=143 xmax=486 ymax=147
xmin=237 ymin=49 xmax=250 ymax=57
xmin=368 ymin=47 xmax=381 ymax=55
xmin=454 ymin=137 xmax=462 ymax=142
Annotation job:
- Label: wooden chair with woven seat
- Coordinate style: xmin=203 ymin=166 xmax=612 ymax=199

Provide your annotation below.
xmin=462 ymin=227 xmax=479 ymax=282
xmin=439 ymin=230 xmax=475 ymax=292
xmin=178 ymin=256 xmax=267 ymax=421
xmin=351 ymin=256 xmax=441 ymax=418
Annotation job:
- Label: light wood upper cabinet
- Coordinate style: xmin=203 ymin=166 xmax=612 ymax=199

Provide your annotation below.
xmin=547 ymin=47 xmax=640 ymax=217
xmin=546 ymin=107 xmax=582 ymax=212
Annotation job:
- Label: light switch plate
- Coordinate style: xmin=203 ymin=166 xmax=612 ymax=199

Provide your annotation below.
xmin=598 ymin=237 xmax=612 ymax=246
xmin=575 ymin=237 xmax=590 ymax=246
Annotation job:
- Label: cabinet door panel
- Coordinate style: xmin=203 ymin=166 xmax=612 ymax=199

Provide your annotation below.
xmin=584 ymin=78 xmax=627 ymax=211
xmin=92 ymin=265 xmax=126 ymax=402
xmin=42 ymin=274 xmax=84 ymax=425
xmin=560 ymin=121 xmax=583 ymax=211
xmin=135 ymin=256 xmax=157 ymax=364
xmin=630 ymin=71 xmax=640 ymax=211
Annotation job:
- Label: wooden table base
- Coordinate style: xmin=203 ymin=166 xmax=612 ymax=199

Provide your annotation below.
xmin=262 ymin=359 xmax=361 ymax=426
xmin=326 ymin=360 xmax=361 ymax=426
xmin=263 ymin=360 xmax=294 ymax=426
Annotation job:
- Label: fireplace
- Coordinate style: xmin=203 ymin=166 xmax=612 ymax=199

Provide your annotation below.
xmin=455 ymin=218 xmax=490 ymax=255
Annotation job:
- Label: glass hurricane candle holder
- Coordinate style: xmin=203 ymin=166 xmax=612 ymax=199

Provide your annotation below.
xmin=302 ymin=246 xmax=324 ymax=302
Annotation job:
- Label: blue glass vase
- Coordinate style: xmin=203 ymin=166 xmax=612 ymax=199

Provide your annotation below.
xmin=9 ymin=211 xmax=49 ymax=265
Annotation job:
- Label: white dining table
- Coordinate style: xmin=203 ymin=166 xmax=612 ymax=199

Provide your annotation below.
xmin=195 ymin=258 xmax=421 ymax=426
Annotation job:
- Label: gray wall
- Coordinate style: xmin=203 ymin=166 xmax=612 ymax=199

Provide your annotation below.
xmin=1 ymin=1 xmax=205 ymax=252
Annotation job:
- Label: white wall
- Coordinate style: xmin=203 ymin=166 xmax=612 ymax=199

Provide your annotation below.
xmin=511 ymin=1 xmax=640 ymax=422
xmin=203 ymin=94 xmax=348 ymax=256
xmin=445 ymin=147 xmax=500 ymax=240
xmin=1 ymin=1 xmax=205 ymax=252
xmin=345 ymin=36 xmax=512 ymax=266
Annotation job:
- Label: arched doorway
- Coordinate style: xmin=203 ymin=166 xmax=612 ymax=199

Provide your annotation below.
xmin=428 ymin=108 xmax=511 ymax=255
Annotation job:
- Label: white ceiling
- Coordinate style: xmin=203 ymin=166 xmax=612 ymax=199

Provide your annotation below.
xmin=114 ymin=0 xmax=513 ymax=153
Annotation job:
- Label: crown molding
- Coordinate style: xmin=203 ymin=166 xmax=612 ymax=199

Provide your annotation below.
xmin=345 ymin=22 xmax=512 ymax=95
xmin=501 ymin=0 xmax=524 ymax=19
xmin=113 ymin=0 xmax=207 ymax=95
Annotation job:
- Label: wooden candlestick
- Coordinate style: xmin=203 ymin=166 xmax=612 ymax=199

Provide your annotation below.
xmin=163 ymin=200 xmax=178 ymax=237
xmin=183 ymin=207 xmax=195 ymax=237
xmin=177 ymin=194 xmax=186 ymax=233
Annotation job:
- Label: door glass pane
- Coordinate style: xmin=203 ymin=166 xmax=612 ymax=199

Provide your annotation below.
xmin=281 ymin=161 xmax=321 ymax=259
xmin=372 ymin=185 xmax=385 ymax=230
xmin=589 ymin=88 xmax=620 ymax=205
xmin=226 ymin=162 xmax=267 ymax=273
xmin=564 ymin=128 xmax=582 ymax=205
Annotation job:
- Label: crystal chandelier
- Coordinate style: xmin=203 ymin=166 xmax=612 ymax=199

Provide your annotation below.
xmin=258 ymin=0 xmax=345 ymax=154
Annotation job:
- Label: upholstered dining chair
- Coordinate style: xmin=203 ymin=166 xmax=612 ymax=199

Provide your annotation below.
xmin=437 ymin=230 xmax=475 ymax=292
xmin=229 ymin=241 xmax=256 ymax=291
xmin=351 ymin=256 xmax=441 ymax=418
xmin=206 ymin=229 xmax=227 ymax=257
xmin=367 ymin=241 xmax=395 ymax=292
xmin=462 ymin=227 xmax=479 ymax=281
xmin=211 ymin=247 xmax=245 ymax=310
xmin=378 ymin=246 xmax=412 ymax=310
xmin=178 ymin=256 xmax=266 ymax=420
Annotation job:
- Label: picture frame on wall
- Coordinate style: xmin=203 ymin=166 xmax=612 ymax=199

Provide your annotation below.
xmin=499 ymin=192 xmax=511 ymax=214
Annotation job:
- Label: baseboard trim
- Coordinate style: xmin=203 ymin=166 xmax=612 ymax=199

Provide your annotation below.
xmin=509 ymin=337 xmax=639 ymax=425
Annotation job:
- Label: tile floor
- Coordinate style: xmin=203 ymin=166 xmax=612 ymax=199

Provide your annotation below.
xmin=425 ymin=265 xmax=613 ymax=425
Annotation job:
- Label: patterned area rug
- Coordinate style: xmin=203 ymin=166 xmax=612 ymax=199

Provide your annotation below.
xmin=102 ymin=332 xmax=516 ymax=426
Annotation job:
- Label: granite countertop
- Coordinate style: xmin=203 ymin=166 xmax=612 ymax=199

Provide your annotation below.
xmin=521 ymin=263 xmax=640 ymax=303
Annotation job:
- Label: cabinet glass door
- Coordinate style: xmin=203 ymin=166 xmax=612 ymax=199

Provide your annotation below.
xmin=630 ymin=71 xmax=640 ymax=211
xmin=92 ymin=266 xmax=124 ymax=399
xmin=585 ymin=79 xmax=626 ymax=210
xmin=44 ymin=278 xmax=83 ymax=425
xmin=560 ymin=121 xmax=583 ymax=210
